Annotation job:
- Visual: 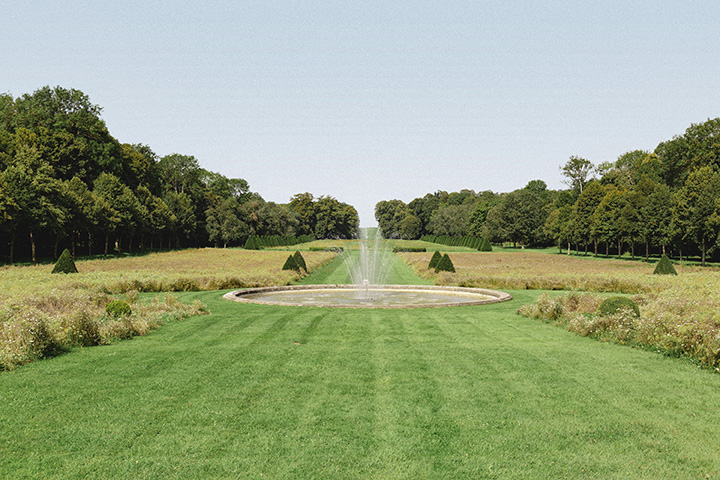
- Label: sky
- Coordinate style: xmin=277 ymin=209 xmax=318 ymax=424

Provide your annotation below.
xmin=2 ymin=1 xmax=719 ymax=226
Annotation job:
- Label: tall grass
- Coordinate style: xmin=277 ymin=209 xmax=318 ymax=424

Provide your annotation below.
xmin=0 ymin=287 xmax=205 ymax=370
xmin=399 ymin=251 xmax=667 ymax=293
xmin=0 ymin=248 xmax=337 ymax=370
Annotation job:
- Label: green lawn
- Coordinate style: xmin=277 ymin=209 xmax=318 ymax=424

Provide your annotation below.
xmin=296 ymin=246 xmax=432 ymax=286
xmin=2 ymin=256 xmax=720 ymax=478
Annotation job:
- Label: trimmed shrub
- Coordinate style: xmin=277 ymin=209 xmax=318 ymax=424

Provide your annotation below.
xmin=435 ymin=254 xmax=456 ymax=273
xmin=293 ymin=251 xmax=307 ymax=272
xmin=653 ymin=254 xmax=677 ymax=275
xmin=478 ymin=238 xmax=492 ymax=252
xmin=244 ymin=235 xmax=263 ymax=250
xmin=428 ymin=251 xmax=442 ymax=269
xmin=106 ymin=300 xmax=132 ymax=318
xmin=597 ymin=296 xmax=640 ymax=318
xmin=51 ymin=249 xmax=78 ymax=274
xmin=393 ymin=247 xmax=426 ymax=252
xmin=243 ymin=236 xmax=255 ymax=250
xmin=282 ymin=254 xmax=300 ymax=271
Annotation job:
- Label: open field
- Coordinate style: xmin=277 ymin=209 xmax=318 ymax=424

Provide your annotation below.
xmin=2 ymin=289 xmax=720 ymax=479
xmin=48 ymin=248 xmax=336 ymax=293
xmin=399 ymin=250 xmax=682 ymax=292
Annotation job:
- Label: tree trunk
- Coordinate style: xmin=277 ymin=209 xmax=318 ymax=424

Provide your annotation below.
xmin=104 ymin=234 xmax=109 ymax=256
xmin=645 ymin=241 xmax=649 ymax=262
xmin=605 ymin=242 xmax=609 ymax=257
xmin=631 ymin=242 xmax=635 ymax=260
xmin=9 ymin=231 xmax=15 ymax=264
xmin=567 ymin=241 xmax=571 ymax=255
xmin=54 ymin=238 xmax=60 ymax=259
xmin=617 ymin=239 xmax=622 ymax=259
xmin=88 ymin=232 xmax=93 ymax=257
xmin=702 ymin=236 xmax=706 ymax=266
xmin=594 ymin=240 xmax=598 ymax=257
xmin=30 ymin=231 xmax=37 ymax=263
xmin=557 ymin=239 xmax=562 ymax=254
xmin=150 ymin=235 xmax=154 ymax=251
xmin=584 ymin=243 xmax=588 ymax=256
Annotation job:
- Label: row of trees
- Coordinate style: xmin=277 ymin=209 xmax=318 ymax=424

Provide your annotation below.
xmin=376 ymin=118 xmax=720 ymax=265
xmin=0 ymin=86 xmax=359 ymax=263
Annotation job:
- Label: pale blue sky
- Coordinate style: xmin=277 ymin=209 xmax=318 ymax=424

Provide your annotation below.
xmin=2 ymin=1 xmax=719 ymax=226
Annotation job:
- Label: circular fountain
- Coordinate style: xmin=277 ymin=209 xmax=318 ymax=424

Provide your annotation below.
xmin=223 ymin=284 xmax=512 ymax=309
xmin=224 ymin=229 xmax=512 ymax=309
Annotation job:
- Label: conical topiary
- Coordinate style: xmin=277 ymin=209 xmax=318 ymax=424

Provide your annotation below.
xmin=52 ymin=249 xmax=78 ymax=274
xmin=435 ymin=254 xmax=456 ymax=273
xmin=653 ymin=254 xmax=677 ymax=275
xmin=478 ymin=238 xmax=492 ymax=252
xmin=244 ymin=235 xmax=262 ymax=250
xmin=282 ymin=254 xmax=300 ymax=271
xmin=428 ymin=250 xmax=442 ymax=270
xmin=293 ymin=250 xmax=307 ymax=272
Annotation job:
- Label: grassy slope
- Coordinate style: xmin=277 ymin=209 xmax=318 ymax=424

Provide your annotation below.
xmin=2 ymin=250 xmax=720 ymax=478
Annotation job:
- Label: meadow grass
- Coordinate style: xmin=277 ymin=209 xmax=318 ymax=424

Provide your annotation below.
xmin=2 ymin=289 xmax=720 ymax=479
xmin=0 ymin=248 xmax=337 ymax=370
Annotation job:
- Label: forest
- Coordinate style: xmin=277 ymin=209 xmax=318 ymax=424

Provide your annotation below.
xmin=375 ymin=117 xmax=720 ymax=265
xmin=0 ymin=86 xmax=359 ymax=263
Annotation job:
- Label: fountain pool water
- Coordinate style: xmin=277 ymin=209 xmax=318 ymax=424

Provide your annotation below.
xmin=223 ymin=228 xmax=512 ymax=308
xmin=223 ymin=284 xmax=512 ymax=309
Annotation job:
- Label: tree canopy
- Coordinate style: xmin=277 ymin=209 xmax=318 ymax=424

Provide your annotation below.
xmin=0 ymin=86 xmax=359 ymax=262
xmin=375 ymin=117 xmax=720 ymax=264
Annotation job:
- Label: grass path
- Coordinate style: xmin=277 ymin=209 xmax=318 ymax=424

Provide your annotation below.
xmin=2 ymin=286 xmax=720 ymax=478
xmin=296 ymin=243 xmax=432 ymax=286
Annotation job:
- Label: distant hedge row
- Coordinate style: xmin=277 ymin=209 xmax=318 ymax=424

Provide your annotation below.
xmin=244 ymin=234 xmax=315 ymax=250
xmin=392 ymin=247 xmax=427 ymax=253
xmin=421 ymin=235 xmax=492 ymax=251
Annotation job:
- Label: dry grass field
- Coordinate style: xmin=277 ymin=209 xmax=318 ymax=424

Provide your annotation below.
xmin=1 ymin=248 xmax=336 ymax=298
xmin=400 ymin=250 xmax=683 ymax=292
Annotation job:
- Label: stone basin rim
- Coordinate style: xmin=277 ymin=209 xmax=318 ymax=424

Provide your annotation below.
xmin=223 ymin=284 xmax=513 ymax=309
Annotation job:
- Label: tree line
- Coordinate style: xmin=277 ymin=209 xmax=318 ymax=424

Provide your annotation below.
xmin=0 ymin=86 xmax=359 ymax=263
xmin=375 ymin=117 xmax=720 ymax=265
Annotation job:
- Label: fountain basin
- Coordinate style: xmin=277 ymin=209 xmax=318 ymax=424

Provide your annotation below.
xmin=223 ymin=285 xmax=512 ymax=309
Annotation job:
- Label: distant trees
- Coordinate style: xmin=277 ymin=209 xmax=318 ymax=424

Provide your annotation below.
xmin=0 ymin=86 xmax=359 ymax=262
xmin=673 ymin=166 xmax=720 ymax=266
xmin=374 ymin=117 xmax=720 ymax=264
xmin=374 ymin=200 xmax=408 ymax=238
xmin=561 ymin=155 xmax=594 ymax=193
